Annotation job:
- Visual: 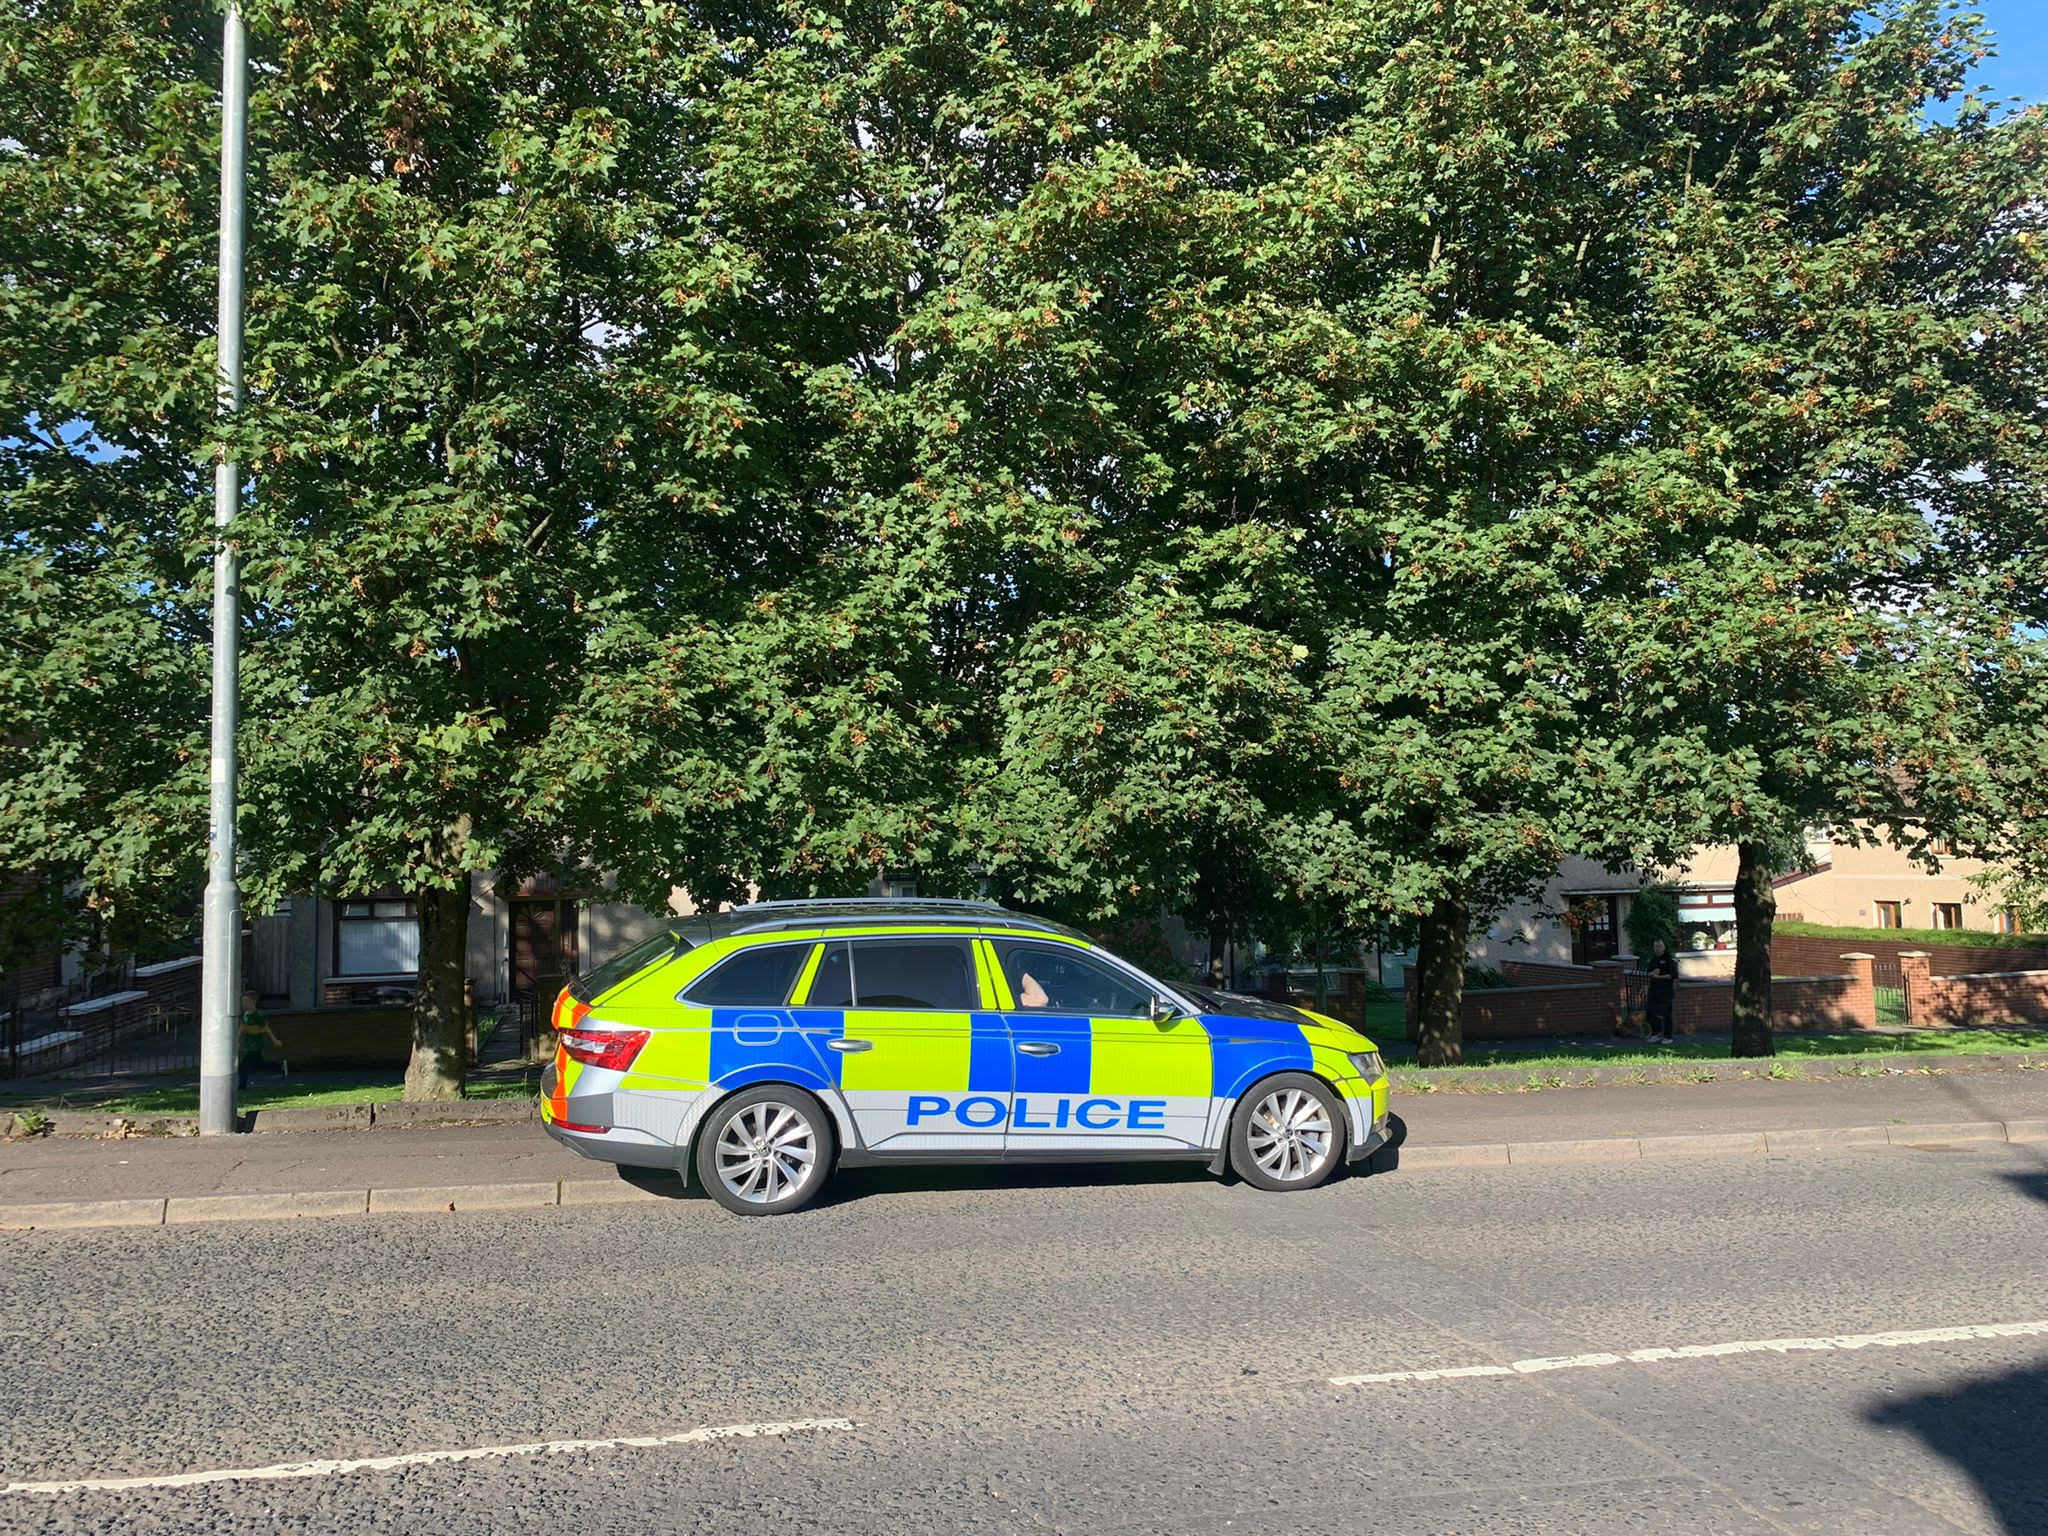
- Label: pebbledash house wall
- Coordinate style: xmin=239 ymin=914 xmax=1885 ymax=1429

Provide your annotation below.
xmin=252 ymin=872 xmax=692 ymax=1011
xmin=1471 ymin=833 xmax=2023 ymax=977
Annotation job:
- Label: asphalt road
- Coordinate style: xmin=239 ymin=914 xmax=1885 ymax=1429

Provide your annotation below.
xmin=3 ymin=1141 xmax=2046 ymax=1534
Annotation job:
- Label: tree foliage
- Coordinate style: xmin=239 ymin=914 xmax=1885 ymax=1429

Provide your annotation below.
xmin=2 ymin=0 xmax=2042 ymax=1087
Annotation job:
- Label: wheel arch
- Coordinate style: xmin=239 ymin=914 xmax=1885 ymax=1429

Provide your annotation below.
xmin=682 ymin=1071 xmax=853 ymax=1172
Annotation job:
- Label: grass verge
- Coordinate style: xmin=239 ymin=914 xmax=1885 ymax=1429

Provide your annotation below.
xmin=0 ymin=1070 xmax=542 ymax=1118
xmin=1383 ymin=1026 xmax=2048 ymax=1087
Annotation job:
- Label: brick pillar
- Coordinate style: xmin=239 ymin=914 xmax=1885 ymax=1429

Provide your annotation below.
xmin=1898 ymin=951 xmax=1932 ymax=1027
xmin=1838 ymin=953 xmax=1876 ymax=1031
xmin=1592 ymin=959 xmax=1627 ymax=1034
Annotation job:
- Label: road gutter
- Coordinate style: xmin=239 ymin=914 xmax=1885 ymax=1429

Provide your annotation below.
xmin=1 ymin=1118 xmax=2042 ymax=1232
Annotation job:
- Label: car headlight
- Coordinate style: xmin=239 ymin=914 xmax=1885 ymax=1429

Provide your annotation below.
xmin=1348 ymin=1050 xmax=1385 ymax=1082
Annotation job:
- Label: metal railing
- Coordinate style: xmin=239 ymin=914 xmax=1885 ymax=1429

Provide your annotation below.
xmin=2 ymin=971 xmax=199 ymax=1080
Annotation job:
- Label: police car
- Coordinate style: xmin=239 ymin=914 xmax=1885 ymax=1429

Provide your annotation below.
xmin=541 ymin=899 xmax=1391 ymax=1215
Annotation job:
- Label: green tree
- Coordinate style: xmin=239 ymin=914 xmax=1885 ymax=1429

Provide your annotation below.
xmin=3 ymin=0 xmax=953 ymax=1094
xmin=942 ymin=0 xmax=2046 ymax=1069
xmin=0 ymin=0 xmax=216 ymax=972
xmin=1586 ymin=2 xmax=2048 ymax=1054
xmin=8 ymin=0 xmax=2039 ymax=1094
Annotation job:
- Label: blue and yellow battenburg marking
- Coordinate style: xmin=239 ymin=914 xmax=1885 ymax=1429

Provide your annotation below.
xmin=542 ymin=929 xmax=1389 ymax=1159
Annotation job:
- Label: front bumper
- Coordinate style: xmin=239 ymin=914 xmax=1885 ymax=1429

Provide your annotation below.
xmin=1344 ymin=1080 xmax=1392 ymax=1163
xmin=1347 ymin=1110 xmax=1392 ymax=1164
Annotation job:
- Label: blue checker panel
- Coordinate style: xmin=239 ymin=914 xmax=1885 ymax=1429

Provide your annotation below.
xmin=969 ymin=1016 xmax=1015 ymax=1094
xmin=1208 ymin=1026 xmax=1312 ymax=1101
xmin=783 ymin=1007 xmax=851 ymax=1084
xmin=708 ymin=1008 xmax=811 ymax=1081
xmin=1007 ymin=1012 xmax=1093 ymax=1095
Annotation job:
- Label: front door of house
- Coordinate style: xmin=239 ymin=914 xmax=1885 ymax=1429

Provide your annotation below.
xmin=1571 ymin=896 xmax=1619 ymax=965
xmin=510 ymin=898 xmax=581 ymax=999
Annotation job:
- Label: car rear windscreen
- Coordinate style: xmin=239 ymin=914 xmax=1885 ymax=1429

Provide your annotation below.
xmin=571 ymin=929 xmax=692 ymax=1002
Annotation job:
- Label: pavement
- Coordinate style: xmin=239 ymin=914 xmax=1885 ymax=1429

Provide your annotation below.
xmin=2 ymin=1127 xmax=2046 ymax=1532
xmin=3 ymin=1069 xmax=2048 ymax=1226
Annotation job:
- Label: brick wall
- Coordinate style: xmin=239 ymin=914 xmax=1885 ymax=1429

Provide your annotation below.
xmin=1408 ymin=958 xmax=1874 ymax=1039
xmin=1901 ymin=956 xmax=2048 ymax=1027
xmin=1447 ymin=983 xmax=1615 ymax=1039
xmin=1774 ymin=933 xmax=2048 ymax=978
xmin=1500 ymin=960 xmax=1600 ymax=987
xmin=266 ymin=1007 xmax=412 ymax=1067
xmin=1773 ymin=975 xmax=1867 ymax=1032
xmin=1673 ymin=981 xmax=1733 ymax=1036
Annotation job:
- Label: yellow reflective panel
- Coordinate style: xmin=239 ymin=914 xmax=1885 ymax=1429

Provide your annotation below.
xmin=629 ymin=1005 xmax=714 ymax=1085
xmin=973 ymin=940 xmax=1016 ymax=1011
xmin=1090 ymin=1016 xmax=1212 ymax=1098
xmin=789 ymin=942 xmax=827 ymax=1005
xmin=839 ymin=1009 xmax=974 ymax=1093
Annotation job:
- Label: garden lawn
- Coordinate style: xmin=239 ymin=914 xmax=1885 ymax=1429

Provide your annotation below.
xmin=0 ymin=1071 xmax=541 ymax=1117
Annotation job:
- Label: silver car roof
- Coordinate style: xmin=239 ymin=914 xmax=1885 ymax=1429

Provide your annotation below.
xmin=687 ymin=898 xmax=1091 ymax=944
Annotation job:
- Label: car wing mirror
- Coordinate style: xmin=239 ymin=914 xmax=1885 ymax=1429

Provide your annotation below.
xmin=1148 ymin=996 xmax=1177 ymax=1024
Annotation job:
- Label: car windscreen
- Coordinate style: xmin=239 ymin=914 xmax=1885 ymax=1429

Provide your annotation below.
xmin=570 ymin=929 xmax=693 ymax=1003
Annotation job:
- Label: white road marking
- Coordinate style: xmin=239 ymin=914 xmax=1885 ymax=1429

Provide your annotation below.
xmin=1 ymin=1417 xmax=855 ymax=1496
xmin=1330 ymin=1319 xmax=2048 ymax=1387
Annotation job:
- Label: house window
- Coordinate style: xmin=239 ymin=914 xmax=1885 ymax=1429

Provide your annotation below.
xmin=1993 ymin=909 xmax=2020 ymax=935
xmin=1675 ymin=888 xmax=1738 ymax=951
xmin=335 ymin=896 xmax=419 ymax=975
xmin=1930 ymin=903 xmax=1963 ymax=931
xmin=1874 ymin=901 xmax=1904 ymax=930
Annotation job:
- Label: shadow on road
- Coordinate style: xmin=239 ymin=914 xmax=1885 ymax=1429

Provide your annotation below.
xmin=1869 ymin=1357 xmax=2048 ymax=1535
xmin=820 ymin=1159 xmax=1220 ymax=1209
xmin=1927 ymin=1073 xmax=2048 ymax=1209
xmin=609 ymin=1117 xmax=1407 ymax=1210
xmin=608 ymin=1156 xmax=1222 ymax=1209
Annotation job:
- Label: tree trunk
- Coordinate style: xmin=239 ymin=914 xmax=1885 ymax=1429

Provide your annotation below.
xmin=405 ymin=882 xmax=470 ymax=1100
xmin=1412 ymin=893 xmax=1470 ymax=1068
xmin=1731 ymin=840 xmax=1776 ymax=1058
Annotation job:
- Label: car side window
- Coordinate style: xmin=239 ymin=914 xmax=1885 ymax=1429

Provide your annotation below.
xmin=999 ymin=943 xmax=1153 ymax=1017
xmin=848 ymin=939 xmax=977 ymax=1010
xmin=804 ymin=943 xmax=852 ymax=1007
xmin=679 ymin=943 xmax=810 ymax=1007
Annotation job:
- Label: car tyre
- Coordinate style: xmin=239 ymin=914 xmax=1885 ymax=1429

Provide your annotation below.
xmin=694 ymin=1085 xmax=836 ymax=1216
xmin=1229 ymin=1072 xmax=1347 ymax=1193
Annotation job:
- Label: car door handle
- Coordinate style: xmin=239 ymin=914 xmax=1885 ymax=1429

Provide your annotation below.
xmin=1016 ymin=1041 xmax=1060 ymax=1056
xmin=826 ymin=1039 xmax=872 ymax=1053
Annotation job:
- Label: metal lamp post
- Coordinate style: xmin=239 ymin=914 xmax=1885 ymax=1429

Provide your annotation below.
xmin=198 ymin=1 xmax=248 ymax=1136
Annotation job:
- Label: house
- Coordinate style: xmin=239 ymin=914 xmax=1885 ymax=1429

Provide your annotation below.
xmin=245 ymin=873 xmax=694 ymax=1014
xmin=1474 ymin=830 xmax=2022 ymax=976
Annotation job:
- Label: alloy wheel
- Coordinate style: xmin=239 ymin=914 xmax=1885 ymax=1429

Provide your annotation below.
xmin=1245 ymin=1086 xmax=1334 ymax=1183
xmin=713 ymin=1100 xmax=818 ymax=1205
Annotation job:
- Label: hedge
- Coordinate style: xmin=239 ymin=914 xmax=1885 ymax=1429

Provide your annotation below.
xmin=1774 ymin=919 xmax=2048 ymax=951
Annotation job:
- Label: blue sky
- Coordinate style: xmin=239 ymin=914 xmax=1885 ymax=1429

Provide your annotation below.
xmin=1969 ymin=2 xmax=2047 ymax=107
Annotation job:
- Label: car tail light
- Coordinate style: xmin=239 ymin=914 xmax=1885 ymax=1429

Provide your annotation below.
xmin=559 ymin=1026 xmax=650 ymax=1073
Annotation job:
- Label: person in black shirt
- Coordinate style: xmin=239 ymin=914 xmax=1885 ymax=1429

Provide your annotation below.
xmin=1640 ymin=940 xmax=1681 ymax=1044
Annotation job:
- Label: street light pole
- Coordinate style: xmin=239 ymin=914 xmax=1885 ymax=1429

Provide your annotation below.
xmin=198 ymin=1 xmax=249 ymax=1136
